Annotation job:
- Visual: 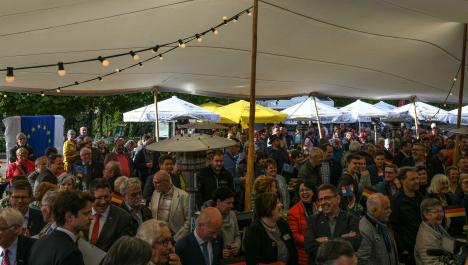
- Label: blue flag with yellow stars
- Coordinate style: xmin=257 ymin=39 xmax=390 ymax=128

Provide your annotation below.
xmin=21 ymin=116 xmax=54 ymax=157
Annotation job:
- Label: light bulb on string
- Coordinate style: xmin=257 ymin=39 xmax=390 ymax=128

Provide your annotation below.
xmin=74 ymin=81 xmax=79 ymax=85
xmin=450 ymin=92 xmax=453 ymax=96
xmin=211 ymin=28 xmax=219 ymax=35
xmin=115 ymin=68 xmax=121 ymax=73
xmin=159 ymin=54 xmax=164 ymax=60
xmin=196 ymin=34 xmax=203 ymax=43
xmin=130 ymin=51 xmax=140 ymax=61
xmin=178 ymin=40 xmax=186 ymax=48
xmin=246 ymin=9 xmax=251 ymax=16
xmin=138 ymin=62 xmax=144 ymax=68
xmin=453 ymin=77 xmax=457 ymax=82
xmin=57 ymin=62 xmax=66 ymax=76
xmin=98 ymin=56 xmax=110 ymax=67
xmin=222 ymin=16 xmax=228 ymax=24
xmin=233 ymin=16 xmax=238 ymax=22
xmin=40 ymin=91 xmax=45 ymax=97
xmin=151 ymin=45 xmax=160 ymax=53
xmin=56 ymin=88 xmax=61 ymax=93
xmin=98 ymin=77 xmax=103 ymax=82
xmin=5 ymin=67 xmax=14 ymax=83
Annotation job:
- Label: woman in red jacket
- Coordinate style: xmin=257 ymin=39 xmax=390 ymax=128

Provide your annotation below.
xmin=6 ymin=147 xmax=35 ymax=181
xmin=287 ymin=179 xmax=318 ymax=265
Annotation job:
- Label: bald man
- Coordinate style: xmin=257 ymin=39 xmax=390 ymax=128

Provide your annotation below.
xmin=176 ymin=207 xmax=224 ymax=265
xmin=298 ymin=147 xmax=325 ymax=187
xmin=149 ymin=170 xmax=189 ymax=240
xmin=357 ymin=193 xmax=397 ymax=265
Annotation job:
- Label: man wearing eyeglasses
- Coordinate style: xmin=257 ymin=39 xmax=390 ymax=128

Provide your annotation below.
xmin=304 ymin=184 xmax=361 ymax=265
xmin=136 ymin=219 xmax=182 ymax=265
xmin=87 ymin=178 xmax=136 ymax=251
xmin=8 ymin=180 xmax=44 ymax=237
xmin=119 ymin=178 xmax=152 ymax=225
xmin=0 ymin=208 xmax=36 ymax=265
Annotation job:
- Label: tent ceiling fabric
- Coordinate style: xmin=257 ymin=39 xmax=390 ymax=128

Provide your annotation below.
xmin=1 ymin=0 xmax=468 ymax=103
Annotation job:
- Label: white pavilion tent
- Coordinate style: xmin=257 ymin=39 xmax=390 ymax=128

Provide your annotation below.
xmin=340 ymin=99 xmax=388 ymax=122
xmin=374 ymin=101 xmax=397 ymax=112
xmin=281 ymin=97 xmax=353 ymax=123
xmin=123 ymin=96 xmax=219 ymax=122
xmin=390 ymin=101 xmax=453 ymax=123
xmin=449 ymin=106 xmax=468 ymax=125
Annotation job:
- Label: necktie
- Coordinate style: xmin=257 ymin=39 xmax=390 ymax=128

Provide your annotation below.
xmin=201 ymin=241 xmax=210 ymax=265
xmin=2 ymin=249 xmax=9 ymax=265
xmin=90 ymin=213 xmax=101 ymax=245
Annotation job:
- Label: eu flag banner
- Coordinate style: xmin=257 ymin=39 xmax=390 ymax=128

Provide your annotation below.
xmin=21 ymin=116 xmax=55 ymax=157
xmin=3 ymin=115 xmax=65 ymax=162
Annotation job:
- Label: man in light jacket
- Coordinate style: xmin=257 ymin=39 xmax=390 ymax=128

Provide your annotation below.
xmin=357 ymin=193 xmax=397 ymax=265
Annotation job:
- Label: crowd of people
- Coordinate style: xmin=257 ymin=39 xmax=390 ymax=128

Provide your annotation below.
xmin=1 ymin=123 xmax=468 ymax=265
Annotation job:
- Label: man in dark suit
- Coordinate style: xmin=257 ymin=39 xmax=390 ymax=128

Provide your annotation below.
xmin=176 ymin=207 xmax=224 ymax=265
xmin=133 ymin=134 xmax=160 ymax=185
xmin=0 ymin=208 xmax=36 ymax=265
xmin=30 ymin=191 xmax=94 ymax=265
xmin=8 ymin=180 xmax=45 ymax=237
xmin=119 ymin=178 xmax=152 ymax=226
xmin=304 ymin=184 xmax=361 ymax=265
xmin=88 ymin=178 xmax=136 ymax=251
xmin=72 ymin=147 xmax=103 ymax=190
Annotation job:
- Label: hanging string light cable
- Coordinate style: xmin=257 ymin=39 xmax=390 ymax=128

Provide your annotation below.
xmin=1 ymin=6 xmax=253 ymax=95
xmin=426 ymin=63 xmax=462 ymax=121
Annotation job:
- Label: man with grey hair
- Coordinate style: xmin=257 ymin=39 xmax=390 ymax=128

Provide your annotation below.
xmin=150 ymin=170 xmax=189 ymax=240
xmin=9 ymin=132 xmax=35 ymax=163
xmin=137 ymin=219 xmax=182 ymax=265
xmin=120 ymin=178 xmax=152 ymax=225
xmin=176 ymin=207 xmax=223 ymax=265
xmin=36 ymin=190 xmax=58 ymax=239
xmin=0 ymin=208 xmax=36 ymax=265
xmin=357 ymin=193 xmax=397 ymax=265
xmin=298 ymin=147 xmax=324 ymax=187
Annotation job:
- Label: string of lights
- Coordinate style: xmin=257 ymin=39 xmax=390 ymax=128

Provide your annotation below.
xmin=2 ymin=6 xmax=253 ymax=96
xmin=424 ymin=63 xmax=461 ymax=121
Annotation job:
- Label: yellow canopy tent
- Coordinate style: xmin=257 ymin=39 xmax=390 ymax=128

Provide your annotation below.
xmin=214 ymin=100 xmax=287 ymax=128
xmin=200 ymin=102 xmax=223 ymax=112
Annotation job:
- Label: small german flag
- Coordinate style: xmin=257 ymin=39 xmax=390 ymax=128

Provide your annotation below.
xmin=444 ymin=207 xmax=466 ymax=218
xmin=111 ymin=192 xmax=124 ymax=206
xmin=361 ymin=187 xmax=376 ymax=198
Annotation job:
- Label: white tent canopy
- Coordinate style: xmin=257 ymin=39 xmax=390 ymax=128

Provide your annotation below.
xmin=340 ymin=99 xmax=388 ymax=122
xmin=449 ymin=105 xmax=468 ymax=125
xmin=123 ymin=96 xmax=219 ymax=122
xmin=390 ymin=101 xmax=453 ymax=123
xmin=281 ymin=97 xmax=353 ymax=123
xmin=1 ymin=1 xmax=468 ymax=102
xmin=374 ymin=101 xmax=397 ymax=112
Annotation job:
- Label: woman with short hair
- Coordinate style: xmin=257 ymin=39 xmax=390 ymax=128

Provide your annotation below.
xmin=414 ymin=198 xmax=452 ymax=265
xmin=244 ymin=192 xmax=298 ymax=265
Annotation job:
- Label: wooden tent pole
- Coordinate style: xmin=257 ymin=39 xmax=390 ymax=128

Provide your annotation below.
xmin=153 ymin=87 xmax=160 ymax=142
xmin=312 ymin=95 xmax=323 ymax=139
xmin=454 ymin=23 xmax=467 ymax=165
xmin=412 ymin=96 xmax=419 ymax=139
xmin=245 ymin=0 xmax=259 ymax=212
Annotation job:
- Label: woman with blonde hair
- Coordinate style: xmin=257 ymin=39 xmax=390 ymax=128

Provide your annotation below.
xmin=251 ymin=176 xmax=277 ymax=211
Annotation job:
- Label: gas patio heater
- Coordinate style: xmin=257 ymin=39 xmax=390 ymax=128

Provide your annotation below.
xmin=146 ymin=133 xmax=236 ymax=230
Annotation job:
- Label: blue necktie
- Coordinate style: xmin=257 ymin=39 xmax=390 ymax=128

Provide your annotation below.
xmin=201 ymin=241 xmax=210 ymax=265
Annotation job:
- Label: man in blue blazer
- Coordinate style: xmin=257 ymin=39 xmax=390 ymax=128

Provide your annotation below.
xmin=176 ymin=207 xmax=224 ymax=265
